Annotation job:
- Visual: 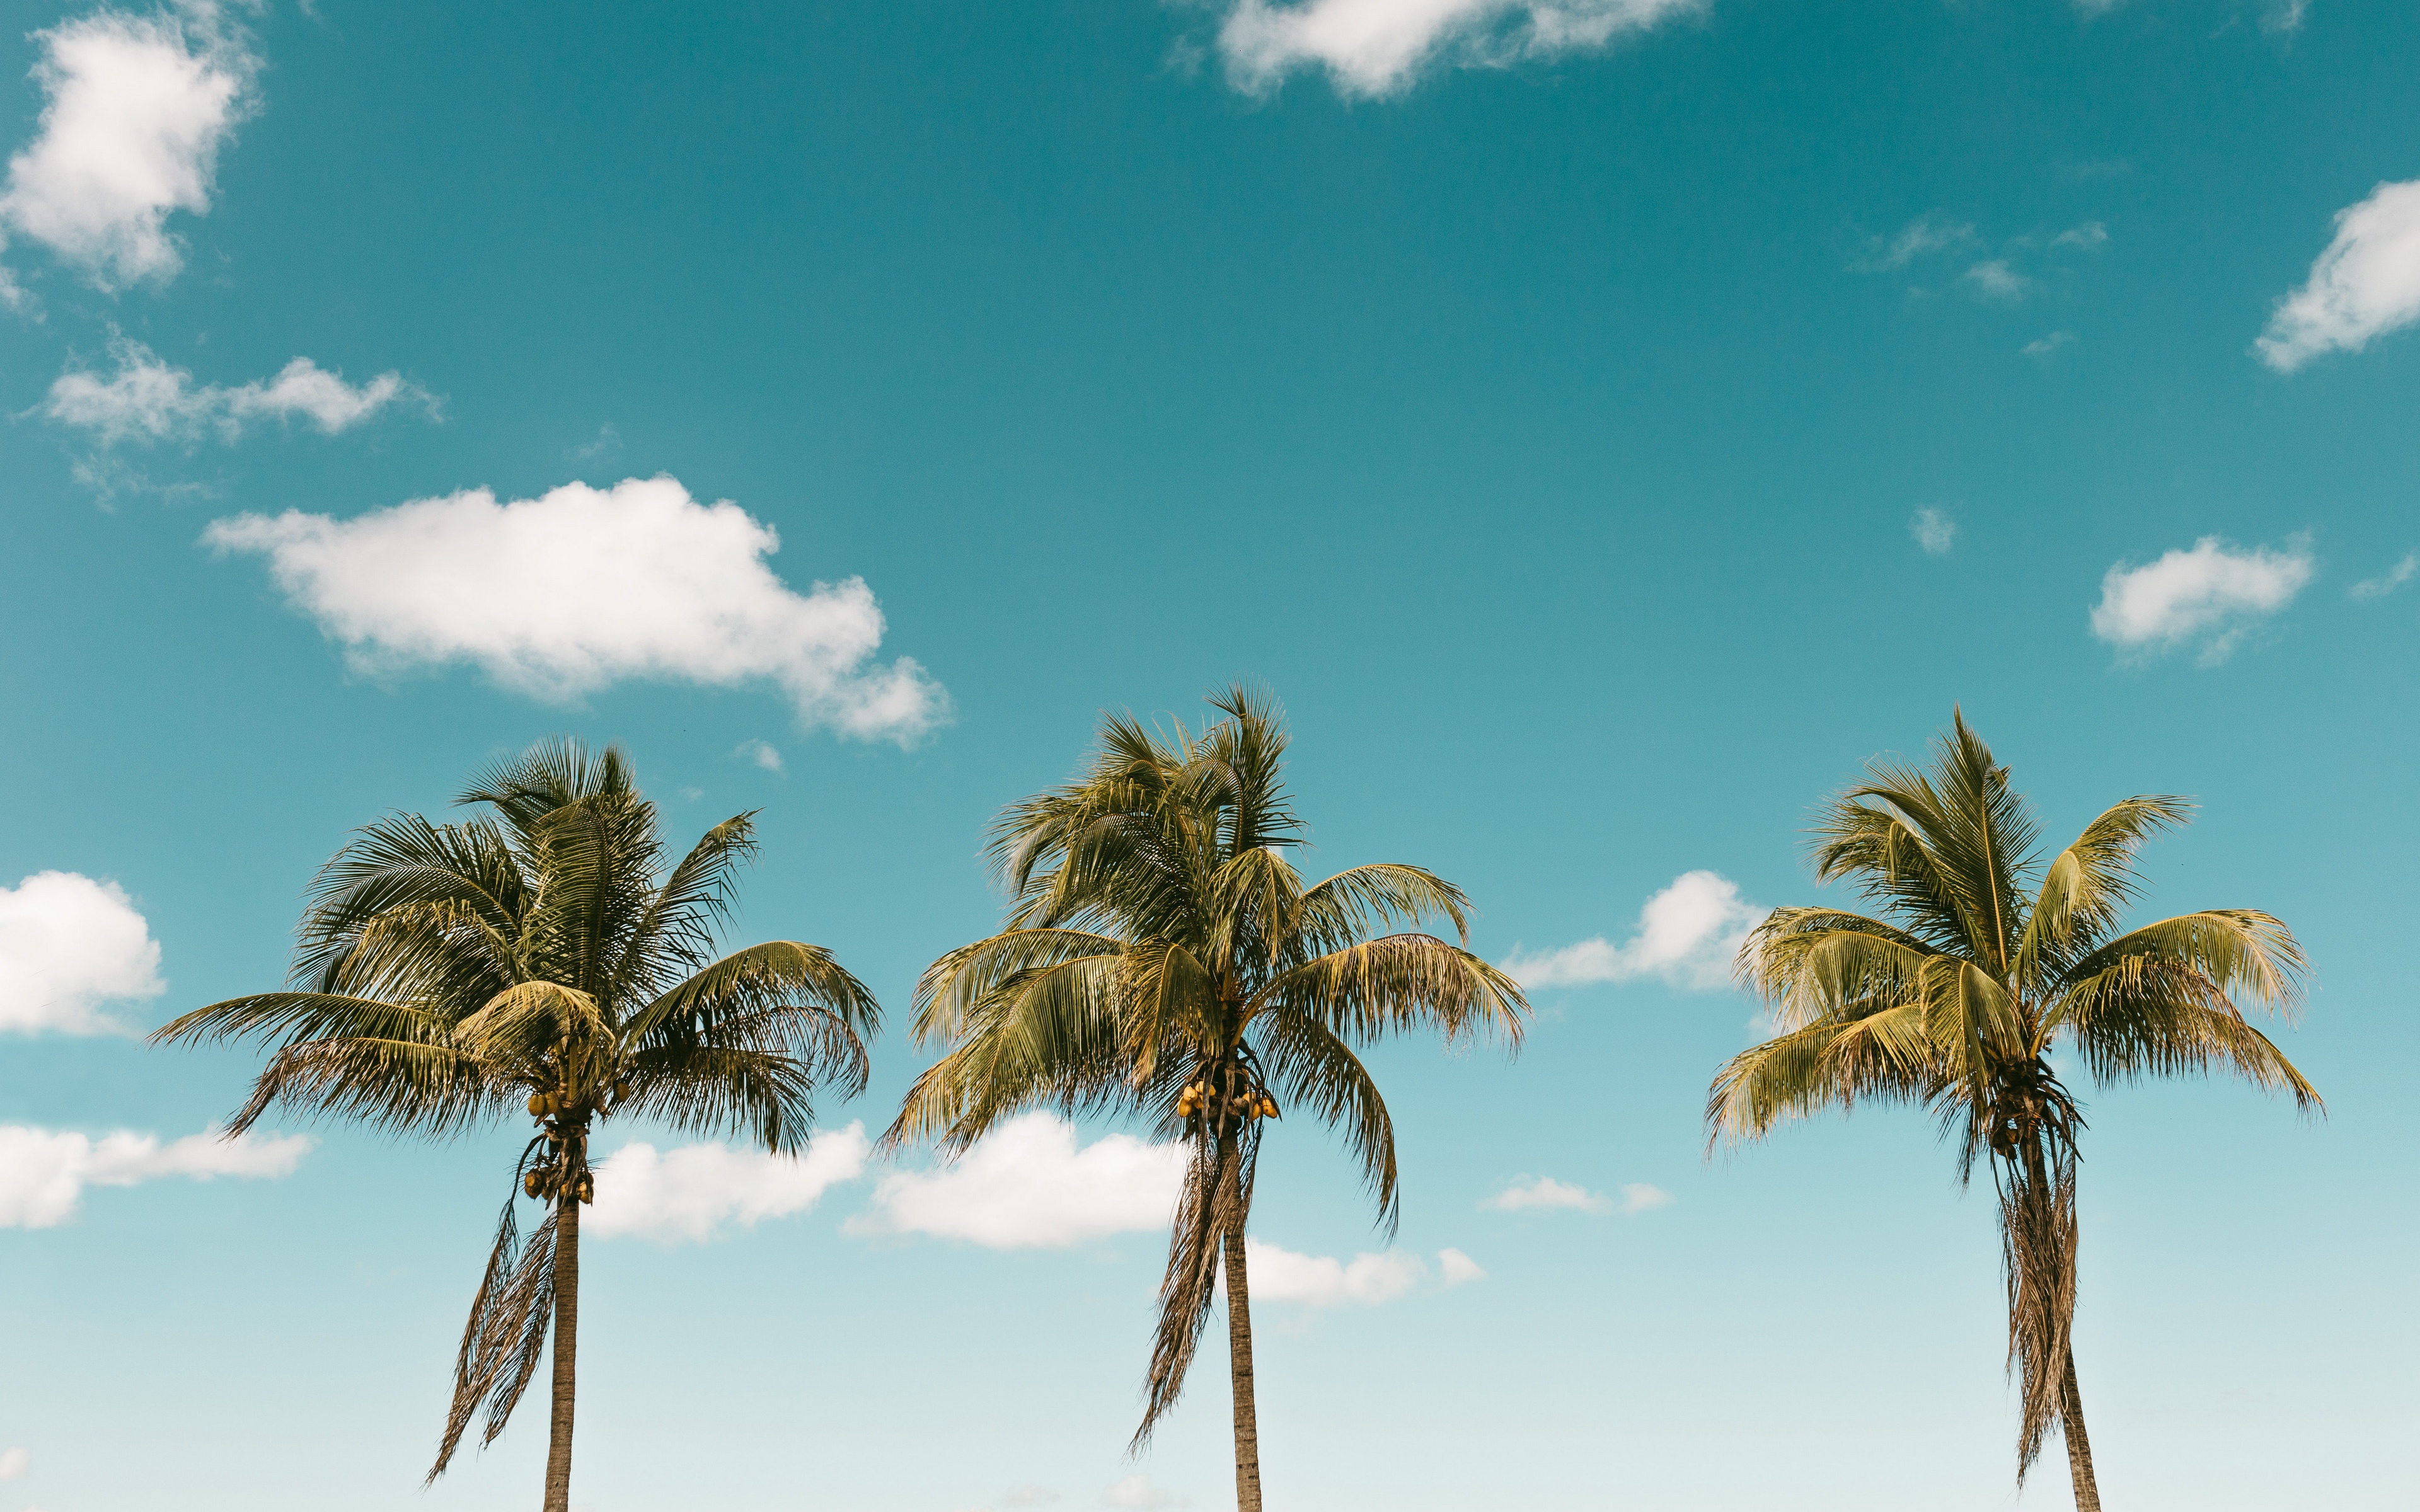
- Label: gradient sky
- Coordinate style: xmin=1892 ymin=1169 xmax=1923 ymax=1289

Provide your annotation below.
xmin=0 ymin=1 xmax=2414 ymax=1509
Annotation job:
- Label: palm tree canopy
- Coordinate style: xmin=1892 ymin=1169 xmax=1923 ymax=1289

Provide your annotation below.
xmin=889 ymin=684 xmax=1528 ymax=1225
xmin=155 ymin=739 xmax=879 ymax=1147
xmin=152 ymin=739 xmax=882 ymax=1474
xmin=1708 ymin=711 xmax=2319 ymax=1169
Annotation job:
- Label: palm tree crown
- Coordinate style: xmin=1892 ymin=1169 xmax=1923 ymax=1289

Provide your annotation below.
xmin=154 ymin=740 xmax=879 ymax=1509
xmin=1707 ymin=713 xmax=2317 ymax=1508
xmin=889 ymin=685 xmax=1527 ymax=1510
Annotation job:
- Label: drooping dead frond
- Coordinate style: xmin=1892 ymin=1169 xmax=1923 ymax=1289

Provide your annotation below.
xmin=430 ymin=1168 xmax=558 ymax=1480
xmin=2000 ymin=1141 xmax=2080 ymax=1482
xmin=1135 ymin=1124 xmax=1258 ymax=1450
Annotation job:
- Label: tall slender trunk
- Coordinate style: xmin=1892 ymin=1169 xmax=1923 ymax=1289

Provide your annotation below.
xmin=1219 ymin=1144 xmax=1264 ymax=1512
xmin=2061 ymin=1355 xmax=2101 ymax=1512
xmin=543 ymin=1190 xmax=580 ymax=1512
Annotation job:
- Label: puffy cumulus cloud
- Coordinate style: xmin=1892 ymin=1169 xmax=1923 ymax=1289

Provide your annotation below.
xmin=1214 ymin=0 xmax=1700 ymax=100
xmin=849 ymin=1113 xmax=1186 ymax=1249
xmin=2350 ymin=551 xmax=2417 ymax=602
xmin=587 ymin=1123 xmax=869 ymax=1243
xmin=0 ymin=871 xmax=164 ymax=1034
xmin=2257 ymin=179 xmax=2420 ymax=371
xmin=203 ymin=476 xmax=948 ymax=743
xmin=0 ymin=5 xmax=257 ymax=289
xmin=1502 ymin=869 xmax=1763 ymax=991
xmin=43 ymin=336 xmax=436 ymax=448
xmin=734 ymin=738 xmax=784 ymax=774
xmin=1242 ymin=1240 xmax=1484 ymax=1306
xmin=1482 ymin=1174 xmax=1611 ymax=1213
xmin=2090 ymin=536 xmax=2315 ymax=663
xmin=1910 ymin=507 xmax=1956 ymax=555
xmin=0 ymin=1445 xmax=23 ymax=1478
xmin=0 ymin=1124 xmax=309 ymax=1227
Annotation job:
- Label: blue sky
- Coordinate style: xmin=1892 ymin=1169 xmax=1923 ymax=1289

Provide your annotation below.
xmin=0 ymin=0 xmax=2414 ymax=1508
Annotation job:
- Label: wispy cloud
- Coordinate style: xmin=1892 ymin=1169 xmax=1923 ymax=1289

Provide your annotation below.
xmin=848 ymin=1114 xmax=1184 ymax=1249
xmin=0 ymin=1124 xmax=309 ymax=1227
xmin=2022 ymin=330 xmax=2077 ymax=359
xmin=0 ymin=1445 xmax=27 ymax=1479
xmin=1619 ymin=1182 xmax=1674 ymax=1213
xmin=2090 ymin=536 xmax=2315 ymax=663
xmin=1962 ymin=259 xmax=2029 ymax=301
xmin=2349 ymin=551 xmax=2416 ymax=601
xmin=1910 ymin=506 xmax=1957 ymax=555
xmin=2257 ymin=178 xmax=2420 ymax=371
xmin=1502 ymin=870 xmax=1763 ymax=990
xmin=43 ymin=336 xmax=437 ymax=449
xmin=0 ymin=4 xmax=259 ymax=290
xmin=204 ymin=476 xmax=949 ymax=744
xmin=734 ymin=738 xmax=783 ymax=774
xmin=1211 ymin=0 xmax=1703 ymax=100
xmin=0 ymin=870 xmax=164 ymax=1034
xmin=2052 ymin=221 xmax=2109 ymax=251
xmin=1852 ymin=212 xmax=1974 ymax=273
xmin=588 ymin=1124 xmax=868 ymax=1242
xmin=1102 ymin=1475 xmax=1187 ymax=1509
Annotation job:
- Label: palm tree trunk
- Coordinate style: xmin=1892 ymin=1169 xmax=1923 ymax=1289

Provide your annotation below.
xmin=2061 ymin=1354 xmax=2101 ymax=1511
xmin=543 ymin=1191 xmax=580 ymax=1512
xmin=1219 ymin=1148 xmax=1264 ymax=1512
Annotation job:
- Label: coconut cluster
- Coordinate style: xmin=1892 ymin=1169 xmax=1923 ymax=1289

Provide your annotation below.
xmin=1174 ymin=1076 xmax=1277 ymax=1125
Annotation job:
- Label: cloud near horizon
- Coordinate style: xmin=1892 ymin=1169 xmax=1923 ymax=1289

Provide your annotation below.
xmin=1242 ymin=1240 xmax=1484 ymax=1306
xmin=203 ymin=476 xmax=949 ymax=743
xmin=1 ymin=5 xmax=258 ymax=290
xmin=1502 ymin=869 xmax=1763 ymax=990
xmin=44 ymin=336 xmax=436 ymax=447
xmin=588 ymin=1123 xmax=870 ymax=1242
xmin=0 ymin=1124 xmax=309 ymax=1227
xmin=2257 ymin=178 xmax=2420 ymax=371
xmin=848 ymin=1113 xmax=1187 ymax=1249
xmin=0 ymin=871 xmax=165 ymax=1034
xmin=1213 ymin=0 xmax=1701 ymax=99
xmin=2089 ymin=536 xmax=2315 ymax=663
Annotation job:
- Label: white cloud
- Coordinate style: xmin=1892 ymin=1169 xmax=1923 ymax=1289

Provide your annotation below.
xmin=2263 ymin=0 xmax=2311 ymax=34
xmin=0 ymin=1446 xmax=25 ymax=1479
xmin=1910 ymin=506 xmax=1956 ymax=555
xmin=1482 ymin=1174 xmax=1610 ymax=1213
xmin=203 ymin=476 xmax=948 ymax=743
xmin=0 ymin=6 xmax=257 ymax=289
xmin=1501 ymin=869 xmax=1762 ymax=991
xmin=734 ymin=738 xmax=784 ymax=774
xmin=0 ymin=871 xmax=164 ymax=1034
xmin=587 ymin=1123 xmax=869 ymax=1243
xmin=0 ymin=1124 xmax=309 ymax=1228
xmin=1962 ymin=259 xmax=2028 ymax=301
xmin=1242 ymin=1240 xmax=1480 ymax=1306
xmin=2022 ymin=329 xmax=2076 ymax=359
xmin=848 ymin=1113 xmax=1185 ymax=1249
xmin=2090 ymin=536 xmax=2315 ymax=663
xmin=2257 ymin=179 xmax=2420 ymax=371
xmin=1213 ymin=0 xmax=1701 ymax=100
xmin=1102 ymin=1475 xmax=1185 ymax=1510
xmin=2053 ymin=221 xmax=2109 ymax=251
xmin=2350 ymin=551 xmax=2417 ymax=601
xmin=43 ymin=336 xmax=434 ymax=447
xmin=1852 ymin=211 xmax=1973 ymax=272
xmin=1619 ymin=1182 xmax=1674 ymax=1213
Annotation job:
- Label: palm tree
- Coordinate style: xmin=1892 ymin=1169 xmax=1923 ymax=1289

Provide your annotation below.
xmin=153 ymin=740 xmax=879 ymax=1511
xmin=887 ymin=685 xmax=1526 ymax=1511
xmin=1707 ymin=713 xmax=2318 ymax=1509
